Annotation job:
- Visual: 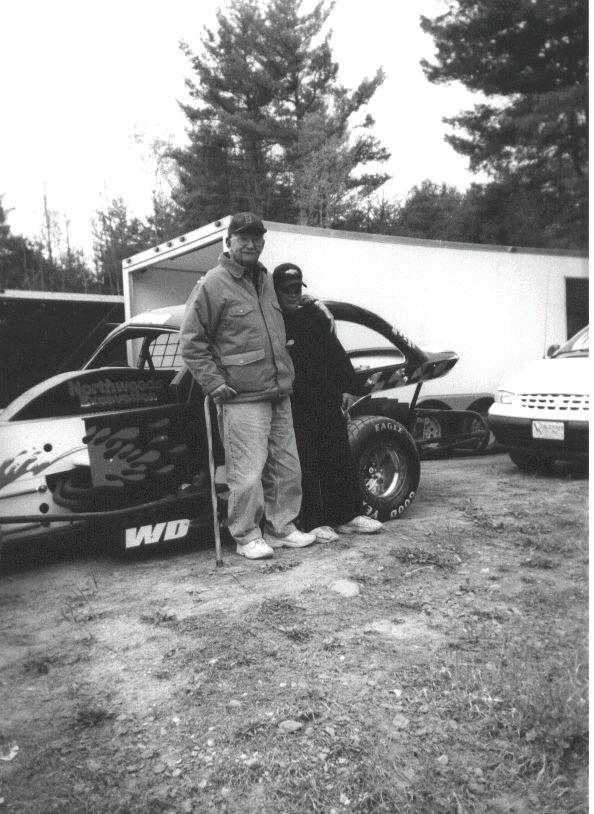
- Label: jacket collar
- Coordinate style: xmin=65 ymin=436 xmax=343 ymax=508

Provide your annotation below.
xmin=219 ymin=252 xmax=267 ymax=280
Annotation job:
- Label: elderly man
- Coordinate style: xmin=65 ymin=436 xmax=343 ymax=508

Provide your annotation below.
xmin=180 ymin=212 xmax=315 ymax=560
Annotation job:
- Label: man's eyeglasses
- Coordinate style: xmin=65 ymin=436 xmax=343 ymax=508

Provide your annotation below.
xmin=231 ymin=233 xmax=265 ymax=246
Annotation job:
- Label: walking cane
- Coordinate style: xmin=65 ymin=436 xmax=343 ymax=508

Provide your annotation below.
xmin=203 ymin=394 xmax=224 ymax=567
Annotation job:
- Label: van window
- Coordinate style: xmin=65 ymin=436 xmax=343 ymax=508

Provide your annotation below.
xmin=566 ymin=278 xmax=589 ymax=339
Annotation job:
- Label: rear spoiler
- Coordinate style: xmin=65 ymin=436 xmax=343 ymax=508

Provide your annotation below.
xmin=325 ymin=301 xmax=458 ymax=384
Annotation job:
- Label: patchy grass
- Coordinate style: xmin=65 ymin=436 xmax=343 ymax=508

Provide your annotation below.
xmin=462 ymin=499 xmax=506 ymax=532
xmin=74 ymin=705 xmax=115 ymax=728
xmin=389 ymin=543 xmax=462 ymax=570
xmin=0 ymin=456 xmax=587 ymax=813
xmin=521 ymin=553 xmax=557 ymax=569
xmin=422 ymin=637 xmax=588 ymax=813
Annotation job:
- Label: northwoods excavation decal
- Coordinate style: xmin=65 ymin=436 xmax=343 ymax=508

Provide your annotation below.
xmin=68 ymin=377 xmax=165 ymax=409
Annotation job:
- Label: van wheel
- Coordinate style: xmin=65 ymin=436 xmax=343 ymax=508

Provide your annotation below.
xmin=348 ymin=416 xmax=420 ymax=521
xmin=509 ymin=449 xmax=553 ymax=473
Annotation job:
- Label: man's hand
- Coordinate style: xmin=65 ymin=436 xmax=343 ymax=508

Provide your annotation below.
xmin=301 ymin=294 xmax=336 ymax=334
xmin=314 ymin=300 xmax=336 ymax=334
xmin=210 ymin=383 xmax=237 ymax=403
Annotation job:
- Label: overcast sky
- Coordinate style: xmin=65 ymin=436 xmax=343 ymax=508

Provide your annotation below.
xmin=1 ymin=0 xmax=484 ymax=254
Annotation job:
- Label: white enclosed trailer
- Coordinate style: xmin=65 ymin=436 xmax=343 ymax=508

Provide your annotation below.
xmin=122 ymin=218 xmax=588 ymax=416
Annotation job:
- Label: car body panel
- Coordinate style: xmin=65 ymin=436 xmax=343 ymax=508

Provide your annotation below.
xmin=0 ymin=301 xmax=462 ymax=546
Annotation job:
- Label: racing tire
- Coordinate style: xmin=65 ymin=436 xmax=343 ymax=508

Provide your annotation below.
xmin=348 ymin=415 xmax=420 ymax=521
xmin=508 ymin=449 xmax=554 ymax=473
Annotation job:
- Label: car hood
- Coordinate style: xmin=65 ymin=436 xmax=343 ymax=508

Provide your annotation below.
xmin=500 ymin=356 xmax=588 ymax=394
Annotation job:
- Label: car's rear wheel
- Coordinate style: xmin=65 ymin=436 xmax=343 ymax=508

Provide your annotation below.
xmin=415 ymin=414 xmax=442 ymax=443
xmin=455 ymin=412 xmax=491 ymax=454
xmin=509 ymin=449 xmax=554 ymax=473
xmin=348 ymin=415 xmax=420 ymax=521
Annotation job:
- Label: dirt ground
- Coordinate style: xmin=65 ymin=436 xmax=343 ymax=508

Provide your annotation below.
xmin=0 ymin=452 xmax=588 ymax=814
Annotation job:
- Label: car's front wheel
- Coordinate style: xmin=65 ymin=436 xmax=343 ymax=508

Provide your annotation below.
xmin=508 ymin=449 xmax=554 ymax=473
xmin=348 ymin=415 xmax=420 ymax=521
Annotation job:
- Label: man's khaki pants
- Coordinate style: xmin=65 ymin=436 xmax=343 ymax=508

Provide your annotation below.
xmin=222 ymin=396 xmax=302 ymax=546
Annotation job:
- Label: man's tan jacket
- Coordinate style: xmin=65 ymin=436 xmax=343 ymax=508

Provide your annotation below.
xmin=180 ymin=253 xmax=295 ymax=402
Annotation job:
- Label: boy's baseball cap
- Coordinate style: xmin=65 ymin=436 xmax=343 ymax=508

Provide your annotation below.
xmin=273 ymin=263 xmax=308 ymax=290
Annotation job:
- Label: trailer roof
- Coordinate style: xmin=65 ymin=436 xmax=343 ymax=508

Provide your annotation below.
xmin=0 ymin=289 xmax=124 ymax=304
xmin=122 ymin=218 xmax=229 ymax=274
xmin=121 ymin=217 xmax=587 ymax=275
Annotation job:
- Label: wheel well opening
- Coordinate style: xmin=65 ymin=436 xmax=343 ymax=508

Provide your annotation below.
xmin=467 ymin=397 xmax=494 ymax=415
xmin=416 ymin=400 xmax=451 ymax=411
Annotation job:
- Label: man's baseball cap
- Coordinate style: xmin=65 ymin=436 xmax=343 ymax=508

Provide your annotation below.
xmin=273 ymin=263 xmax=308 ymax=290
xmin=227 ymin=212 xmax=267 ymax=237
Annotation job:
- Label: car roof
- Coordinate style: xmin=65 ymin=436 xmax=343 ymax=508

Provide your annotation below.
xmin=127 ymin=305 xmax=186 ymax=330
xmin=127 ymin=301 xmax=399 ymax=334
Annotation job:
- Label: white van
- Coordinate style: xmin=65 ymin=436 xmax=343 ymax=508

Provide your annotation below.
xmin=488 ymin=325 xmax=589 ymax=471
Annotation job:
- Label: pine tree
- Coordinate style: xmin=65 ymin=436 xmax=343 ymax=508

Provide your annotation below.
xmin=172 ymin=0 xmax=389 ymax=228
xmin=92 ymin=199 xmax=153 ymax=294
xmin=134 ymin=134 xmax=185 ymax=242
xmin=421 ymin=0 xmax=588 ymax=248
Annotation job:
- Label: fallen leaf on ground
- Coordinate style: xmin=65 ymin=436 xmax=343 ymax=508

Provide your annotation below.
xmin=279 ymin=720 xmax=303 ymax=733
xmin=0 ymin=744 xmax=18 ymax=762
xmin=330 ymin=579 xmax=360 ymax=597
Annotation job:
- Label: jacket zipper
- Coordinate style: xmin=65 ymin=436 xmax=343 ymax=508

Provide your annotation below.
xmin=249 ymin=274 xmax=280 ymax=392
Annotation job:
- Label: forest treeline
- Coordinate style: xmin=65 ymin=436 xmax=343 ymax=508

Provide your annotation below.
xmin=1 ymin=0 xmax=587 ymax=294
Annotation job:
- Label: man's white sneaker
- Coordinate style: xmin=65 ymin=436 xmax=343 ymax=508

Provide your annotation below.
xmin=236 ymin=538 xmax=274 ymax=559
xmin=335 ymin=515 xmax=383 ymax=534
xmin=310 ymin=525 xmax=339 ymax=543
xmin=266 ymin=529 xmax=316 ymax=549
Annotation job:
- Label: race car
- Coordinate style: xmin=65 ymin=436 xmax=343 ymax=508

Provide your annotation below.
xmin=0 ymin=302 xmax=486 ymax=554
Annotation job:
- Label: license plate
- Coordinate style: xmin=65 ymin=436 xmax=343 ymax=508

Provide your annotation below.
xmin=531 ymin=420 xmax=565 ymax=440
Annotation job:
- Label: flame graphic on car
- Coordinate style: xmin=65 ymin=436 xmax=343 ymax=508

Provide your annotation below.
xmin=0 ymin=446 xmax=86 ymax=493
xmin=0 ymin=418 xmax=192 ymax=496
xmin=84 ymin=417 xmax=189 ymax=488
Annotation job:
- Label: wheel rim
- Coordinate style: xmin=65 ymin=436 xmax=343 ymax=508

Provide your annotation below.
xmin=416 ymin=416 xmax=442 ymax=441
xmin=464 ymin=416 xmax=483 ymax=449
xmin=360 ymin=442 xmax=408 ymax=500
xmin=460 ymin=413 xmax=489 ymax=451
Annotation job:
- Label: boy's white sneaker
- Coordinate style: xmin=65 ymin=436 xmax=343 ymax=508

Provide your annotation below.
xmin=335 ymin=515 xmax=383 ymax=534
